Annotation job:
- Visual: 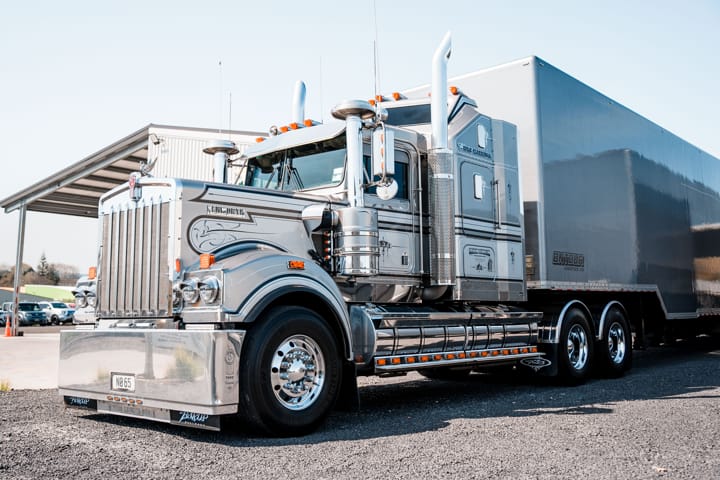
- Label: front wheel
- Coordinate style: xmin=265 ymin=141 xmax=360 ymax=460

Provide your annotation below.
xmin=557 ymin=308 xmax=594 ymax=384
xmin=237 ymin=306 xmax=342 ymax=436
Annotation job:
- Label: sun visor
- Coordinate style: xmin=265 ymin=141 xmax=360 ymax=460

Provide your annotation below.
xmin=237 ymin=123 xmax=347 ymax=162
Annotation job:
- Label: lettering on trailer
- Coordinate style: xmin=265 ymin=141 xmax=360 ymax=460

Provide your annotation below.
xmin=552 ymin=251 xmax=585 ymax=271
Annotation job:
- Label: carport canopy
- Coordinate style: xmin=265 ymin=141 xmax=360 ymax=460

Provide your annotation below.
xmin=0 ymin=123 xmax=257 ymax=218
xmin=0 ymin=123 xmax=263 ymax=335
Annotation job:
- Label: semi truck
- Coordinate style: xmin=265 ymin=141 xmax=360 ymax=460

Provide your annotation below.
xmin=59 ymin=33 xmax=720 ymax=436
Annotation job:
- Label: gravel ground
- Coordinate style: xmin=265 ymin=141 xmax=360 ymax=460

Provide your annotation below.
xmin=1 ymin=338 xmax=719 ymax=479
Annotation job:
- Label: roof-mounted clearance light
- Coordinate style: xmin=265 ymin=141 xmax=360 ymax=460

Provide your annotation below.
xmin=392 ymin=92 xmax=405 ymax=101
xmin=449 ymin=85 xmax=459 ymax=95
xmin=255 ymin=137 xmax=265 ymax=143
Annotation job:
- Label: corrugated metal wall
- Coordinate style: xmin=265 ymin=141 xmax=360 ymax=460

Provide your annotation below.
xmin=147 ymin=128 xmax=258 ymax=182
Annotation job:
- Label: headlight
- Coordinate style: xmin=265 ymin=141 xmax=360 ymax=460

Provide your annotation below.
xmin=172 ymin=282 xmax=183 ymax=307
xmin=181 ymin=278 xmax=200 ymax=303
xmin=198 ymin=276 xmax=221 ymax=304
xmin=86 ymin=291 xmax=97 ymax=307
xmin=75 ymin=294 xmax=88 ymax=308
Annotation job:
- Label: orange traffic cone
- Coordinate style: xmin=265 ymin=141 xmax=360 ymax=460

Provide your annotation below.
xmin=4 ymin=317 xmax=11 ymax=337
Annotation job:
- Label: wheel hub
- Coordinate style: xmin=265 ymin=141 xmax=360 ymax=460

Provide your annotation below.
xmin=566 ymin=324 xmax=589 ymax=370
xmin=607 ymin=321 xmax=626 ymax=364
xmin=270 ymin=335 xmax=325 ymax=410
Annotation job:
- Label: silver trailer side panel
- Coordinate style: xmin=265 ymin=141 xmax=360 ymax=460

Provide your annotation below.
xmin=408 ymin=56 xmax=720 ymax=318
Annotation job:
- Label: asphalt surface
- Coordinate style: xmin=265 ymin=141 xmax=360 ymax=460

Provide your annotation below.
xmin=0 ymin=332 xmax=718 ymax=479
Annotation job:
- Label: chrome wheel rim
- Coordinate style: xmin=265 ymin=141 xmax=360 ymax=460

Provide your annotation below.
xmin=607 ymin=321 xmax=627 ymax=365
xmin=567 ymin=324 xmax=589 ymax=370
xmin=270 ymin=334 xmax=325 ymax=411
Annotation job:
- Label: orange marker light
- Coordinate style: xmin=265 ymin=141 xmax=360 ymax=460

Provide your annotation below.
xmin=304 ymin=119 xmax=314 ymax=127
xmin=391 ymin=357 xmax=401 ymax=365
xmin=368 ymin=99 xmax=376 ymax=106
xmin=392 ymin=92 xmax=401 ymax=101
xmin=406 ymin=356 xmax=416 ymax=364
xmin=377 ymin=358 xmax=387 ymax=366
xmin=88 ymin=266 xmax=97 ymax=280
xmin=450 ymin=86 xmax=459 ymax=95
xmin=289 ymin=122 xmax=299 ymax=130
xmin=199 ymin=254 xmax=215 ymax=269
xmin=255 ymin=137 xmax=265 ymax=143
xmin=175 ymin=258 xmax=182 ymax=273
xmin=280 ymin=125 xmax=289 ymax=133
xmin=287 ymin=260 xmax=305 ymax=270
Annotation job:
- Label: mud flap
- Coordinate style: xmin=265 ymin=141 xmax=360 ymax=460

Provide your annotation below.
xmin=335 ymin=361 xmax=360 ymax=412
xmin=518 ymin=344 xmax=557 ymax=377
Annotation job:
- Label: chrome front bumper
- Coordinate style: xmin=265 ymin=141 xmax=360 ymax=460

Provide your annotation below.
xmin=59 ymin=328 xmax=245 ymax=430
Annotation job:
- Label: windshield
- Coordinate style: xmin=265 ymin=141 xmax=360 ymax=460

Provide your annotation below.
xmin=19 ymin=303 xmax=40 ymax=311
xmin=51 ymin=302 xmax=67 ymax=308
xmin=245 ymin=135 xmax=346 ymax=192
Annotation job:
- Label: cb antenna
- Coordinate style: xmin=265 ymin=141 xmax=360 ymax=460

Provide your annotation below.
xmin=218 ymin=60 xmax=225 ymax=135
xmin=372 ymin=0 xmax=380 ymax=101
xmin=228 ymin=91 xmax=232 ymax=138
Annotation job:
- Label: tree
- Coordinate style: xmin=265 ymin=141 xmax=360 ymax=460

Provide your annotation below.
xmin=38 ymin=253 xmax=50 ymax=277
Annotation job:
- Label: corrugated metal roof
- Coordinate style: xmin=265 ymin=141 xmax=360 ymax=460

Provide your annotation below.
xmin=0 ymin=124 xmax=264 ymax=218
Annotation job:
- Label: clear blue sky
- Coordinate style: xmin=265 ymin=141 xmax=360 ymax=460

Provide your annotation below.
xmin=1 ymin=0 xmax=718 ymax=272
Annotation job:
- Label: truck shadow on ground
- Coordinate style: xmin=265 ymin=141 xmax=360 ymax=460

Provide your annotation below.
xmin=82 ymin=336 xmax=720 ymax=446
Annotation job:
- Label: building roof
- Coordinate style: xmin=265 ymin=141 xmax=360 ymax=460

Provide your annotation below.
xmin=0 ymin=124 xmax=264 ymax=218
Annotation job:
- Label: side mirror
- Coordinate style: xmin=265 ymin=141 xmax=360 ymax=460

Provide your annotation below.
xmin=372 ymin=127 xmax=397 ymax=200
xmin=372 ymin=127 xmax=395 ymax=179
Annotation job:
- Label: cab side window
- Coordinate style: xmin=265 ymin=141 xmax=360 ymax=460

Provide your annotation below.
xmin=363 ymin=149 xmax=410 ymax=199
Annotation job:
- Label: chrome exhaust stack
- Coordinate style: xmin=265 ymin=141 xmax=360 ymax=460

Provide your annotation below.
xmin=331 ymin=100 xmax=379 ymax=276
xmin=292 ymin=80 xmax=307 ymax=124
xmin=203 ymin=140 xmax=239 ymax=184
xmin=428 ymin=31 xmax=456 ymax=288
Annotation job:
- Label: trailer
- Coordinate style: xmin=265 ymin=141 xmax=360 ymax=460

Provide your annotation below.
xmin=418 ymin=57 xmax=720 ymax=340
xmin=59 ymin=34 xmax=720 ymax=436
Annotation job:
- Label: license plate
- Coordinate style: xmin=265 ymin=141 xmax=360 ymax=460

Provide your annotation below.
xmin=111 ymin=373 xmax=136 ymax=392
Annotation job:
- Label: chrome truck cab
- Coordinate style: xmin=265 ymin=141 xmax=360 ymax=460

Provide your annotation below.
xmin=59 ymin=33 xmax=546 ymax=436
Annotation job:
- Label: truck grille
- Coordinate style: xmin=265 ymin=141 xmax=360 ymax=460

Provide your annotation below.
xmin=98 ymin=201 xmax=172 ymax=317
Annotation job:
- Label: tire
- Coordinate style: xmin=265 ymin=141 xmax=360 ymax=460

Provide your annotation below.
xmin=418 ymin=366 xmax=473 ymax=381
xmin=237 ymin=306 xmax=342 ymax=436
xmin=51 ymin=315 xmax=58 ymax=325
xmin=557 ymin=307 xmax=594 ymax=384
xmin=596 ymin=306 xmax=632 ymax=377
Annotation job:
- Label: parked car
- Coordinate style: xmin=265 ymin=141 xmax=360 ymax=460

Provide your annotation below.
xmin=1 ymin=302 xmax=49 ymax=326
xmin=38 ymin=301 xmax=75 ymax=325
